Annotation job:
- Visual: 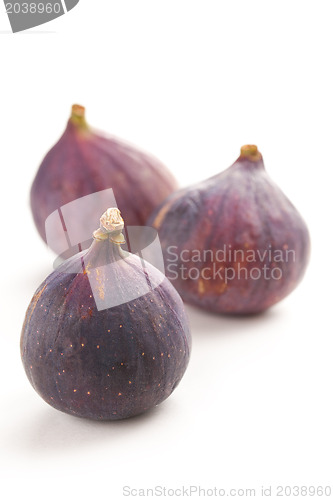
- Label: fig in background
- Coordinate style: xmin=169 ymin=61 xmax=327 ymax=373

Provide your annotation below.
xmin=31 ymin=105 xmax=177 ymax=254
xmin=149 ymin=145 xmax=310 ymax=314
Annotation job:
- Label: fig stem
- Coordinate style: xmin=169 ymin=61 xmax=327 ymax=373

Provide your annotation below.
xmin=93 ymin=208 xmax=125 ymax=245
xmin=240 ymin=145 xmax=262 ymax=161
xmin=70 ymin=104 xmax=88 ymax=129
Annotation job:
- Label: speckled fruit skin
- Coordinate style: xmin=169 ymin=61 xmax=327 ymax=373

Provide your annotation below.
xmin=21 ymin=235 xmax=191 ymax=420
xmin=30 ymin=105 xmax=177 ymax=249
xmin=148 ymin=147 xmax=310 ymax=314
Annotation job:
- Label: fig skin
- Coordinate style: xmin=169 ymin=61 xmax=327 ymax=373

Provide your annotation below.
xmin=30 ymin=104 xmax=177 ymax=251
xmin=21 ymin=209 xmax=191 ymax=420
xmin=148 ymin=145 xmax=310 ymax=314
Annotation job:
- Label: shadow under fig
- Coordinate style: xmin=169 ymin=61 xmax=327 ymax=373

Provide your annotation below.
xmin=185 ymin=303 xmax=282 ymax=337
xmin=9 ymin=400 xmax=167 ymax=455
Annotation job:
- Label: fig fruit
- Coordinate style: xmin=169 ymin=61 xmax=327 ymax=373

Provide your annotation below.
xmin=149 ymin=145 xmax=310 ymax=314
xmin=21 ymin=208 xmax=191 ymax=420
xmin=30 ymin=105 xmax=177 ymax=254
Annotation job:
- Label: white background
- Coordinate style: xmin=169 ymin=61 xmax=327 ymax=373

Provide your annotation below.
xmin=0 ymin=1 xmax=332 ymax=499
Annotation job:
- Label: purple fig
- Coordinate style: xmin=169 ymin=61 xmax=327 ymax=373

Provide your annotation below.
xmin=21 ymin=208 xmax=191 ymax=420
xmin=148 ymin=145 xmax=310 ymax=314
xmin=30 ymin=105 xmax=177 ymax=253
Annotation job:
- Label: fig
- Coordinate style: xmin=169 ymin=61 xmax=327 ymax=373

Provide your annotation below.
xmin=21 ymin=208 xmax=191 ymax=420
xmin=30 ymin=104 xmax=177 ymax=254
xmin=149 ymin=145 xmax=310 ymax=314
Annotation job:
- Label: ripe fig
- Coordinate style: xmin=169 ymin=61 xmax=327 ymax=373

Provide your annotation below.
xmin=21 ymin=208 xmax=191 ymax=420
xmin=30 ymin=105 xmax=177 ymax=253
xmin=149 ymin=145 xmax=310 ymax=314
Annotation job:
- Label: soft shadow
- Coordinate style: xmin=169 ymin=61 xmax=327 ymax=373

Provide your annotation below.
xmin=16 ymin=31 xmax=56 ymax=34
xmin=8 ymin=402 xmax=165 ymax=455
xmin=185 ymin=303 xmax=281 ymax=337
xmin=0 ymin=30 xmax=56 ymax=34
